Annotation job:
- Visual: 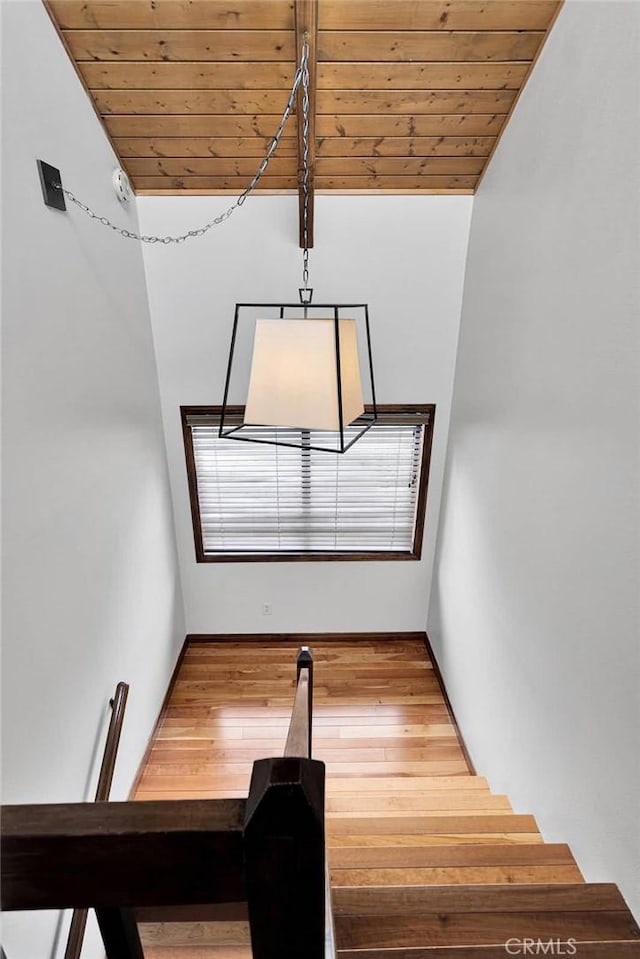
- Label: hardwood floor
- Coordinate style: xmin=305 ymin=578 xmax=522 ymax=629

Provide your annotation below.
xmin=135 ymin=637 xmax=470 ymax=802
xmin=134 ymin=635 xmax=640 ymax=958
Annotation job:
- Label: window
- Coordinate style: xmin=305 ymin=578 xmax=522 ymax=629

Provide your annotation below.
xmin=181 ymin=406 xmax=434 ymax=562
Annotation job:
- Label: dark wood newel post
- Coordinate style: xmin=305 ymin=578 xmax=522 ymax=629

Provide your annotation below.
xmin=244 ymin=756 xmax=325 ymax=959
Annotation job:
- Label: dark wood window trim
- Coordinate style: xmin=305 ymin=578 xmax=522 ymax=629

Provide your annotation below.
xmin=181 ymin=404 xmax=435 ymax=563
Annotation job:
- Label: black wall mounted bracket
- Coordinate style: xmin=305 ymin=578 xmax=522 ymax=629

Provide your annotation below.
xmin=37 ymin=159 xmax=66 ymax=211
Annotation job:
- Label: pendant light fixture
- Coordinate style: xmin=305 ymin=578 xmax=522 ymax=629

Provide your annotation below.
xmin=219 ymin=37 xmax=377 ymax=454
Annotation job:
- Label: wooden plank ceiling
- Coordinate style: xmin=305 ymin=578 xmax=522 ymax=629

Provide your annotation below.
xmin=45 ymin=1 xmax=561 ymax=197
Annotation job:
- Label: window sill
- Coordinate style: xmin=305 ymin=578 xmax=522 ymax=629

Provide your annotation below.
xmin=195 ymin=550 xmax=422 ymax=563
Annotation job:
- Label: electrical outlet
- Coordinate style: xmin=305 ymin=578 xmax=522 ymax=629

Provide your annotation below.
xmin=262 ymin=603 xmax=272 ymax=616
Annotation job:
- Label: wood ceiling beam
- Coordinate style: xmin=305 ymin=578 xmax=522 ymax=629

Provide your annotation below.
xmin=294 ymin=0 xmax=318 ymax=249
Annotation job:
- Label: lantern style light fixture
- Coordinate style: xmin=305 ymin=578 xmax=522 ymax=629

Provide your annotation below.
xmin=219 ymin=38 xmax=377 ymax=454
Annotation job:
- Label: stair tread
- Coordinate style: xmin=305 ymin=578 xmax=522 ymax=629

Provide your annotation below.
xmin=329 ymin=833 xmax=544 ymax=847
xmin=328 ymin=809 xmax=512 ymax=819
xmin=327 ymin=795 xmax=511 ymax=814
xmin=336 ymin=914 xmax=640 ymax=951
xmin=332 ymin=883 xmax=640 ymax=947
xmin=330 ymin=864 xmax=583 ymax=886
xmin=333 ymin=882 xmax=630 ymax=914
xmin=336 ymin=944 xmax=640 ymax=958
xmin=329 ymin=842 xmax=579 ymax=869
xmin=328 ymin=813 xmax=539 ymax=836
xmin=334 ymin=884 xmax=640 ymax=950
xmin=327 ymin=776 xmax=490 ymax=792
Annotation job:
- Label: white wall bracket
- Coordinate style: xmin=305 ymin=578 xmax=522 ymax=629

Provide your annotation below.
xmin=112 ymin=168 xmax=133 ymax=204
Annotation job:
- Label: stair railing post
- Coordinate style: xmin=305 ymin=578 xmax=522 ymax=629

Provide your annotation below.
xmin=244 ymin=757 xmax=325 ymax=959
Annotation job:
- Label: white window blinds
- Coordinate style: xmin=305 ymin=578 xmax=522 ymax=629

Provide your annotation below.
xmin=186 ymin=411 xmax=430 ymax=557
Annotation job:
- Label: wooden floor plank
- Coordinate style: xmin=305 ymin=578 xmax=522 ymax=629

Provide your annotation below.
xmin=176 ymin=665 xmax=435 ymax=681
xmin=160 ymin=706 xmax=453 ymax=724
xmin=139 ymin=921 xmax=250 ymax=947
xmin=142 ymin=950 xmax=251 ymax=959
xmin=150 ymin=740 xmax=461 ymax=758
xmin=182 ymin=648 xmax=432 ymax=661
xmin=152 ymin=730 xmax=458 ymax=748
xmin=161 ymin=702 xmax=453 ymax=718
xmin=166 ymin=694 xmax=447 ymax=707
xmin=134 ymin=780 xmax=490 ymax=801
xmin=139 ymin=761 xmax=471 ymax=792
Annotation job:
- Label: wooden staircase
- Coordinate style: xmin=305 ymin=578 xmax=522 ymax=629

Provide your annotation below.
xmin=328 ymin=775 xmax=639 ymax=956
xmin=134 ymin=635 xmax=640 ymax=957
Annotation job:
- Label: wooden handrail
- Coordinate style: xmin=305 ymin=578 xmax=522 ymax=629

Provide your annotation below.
xmin=1 ymin=799 xmax=246 ymax=912
xmin=1 ymin=796 xmax=246 ymax=959
xmin=95 ymin=682 xmax=129 ymax=802
xmin=284 ymin=646 xmax=314 ymax=757
xmin=64 ymin=682 xmax=128 ymax=959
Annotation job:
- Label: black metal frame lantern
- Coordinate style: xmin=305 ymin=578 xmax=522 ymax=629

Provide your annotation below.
xmin=219 ymin=301 xmax=378 ymax=454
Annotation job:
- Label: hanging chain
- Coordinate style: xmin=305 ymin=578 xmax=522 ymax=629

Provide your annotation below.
xmin=300 ymin=35 xmax=311 ymax=298
xmin=54 ymin=48 xmax=306 ymax=245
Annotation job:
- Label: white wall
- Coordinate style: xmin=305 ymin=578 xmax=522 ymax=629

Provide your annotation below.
xmin=139 ymin=194 xmax=472 ymax=634
xmin=429 ymin=0 xmax=640 ymax=919
xmin=1 ymin=2 xmax=185 ymax=955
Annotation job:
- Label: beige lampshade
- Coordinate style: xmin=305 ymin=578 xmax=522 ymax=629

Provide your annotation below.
xmin=244 ymin=318 xmax=365 ymax=430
